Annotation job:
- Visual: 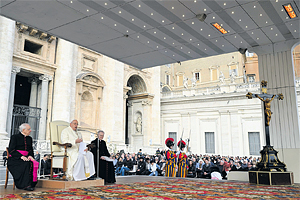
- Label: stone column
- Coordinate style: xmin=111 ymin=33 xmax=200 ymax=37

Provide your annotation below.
xmin=38 ymin=74 xmax=52 ymax=140
xmin=123 ymin=86 xmax=131 ymax=143
xmin=0 ymin=16 xmax=16 ymax=141
xmin=6 ymin=66 xmax=21 ymax=135
xmin=52 ymin=39 xmax=76 ymax=122
xmin=28 ymin=76 xmax=39 ymax=139
xmin=29 ymin=77 xmax=39 ymax=107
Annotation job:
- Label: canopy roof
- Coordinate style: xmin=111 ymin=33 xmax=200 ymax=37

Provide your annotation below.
xmin=1 ymin=0 xmax=299 ymax=69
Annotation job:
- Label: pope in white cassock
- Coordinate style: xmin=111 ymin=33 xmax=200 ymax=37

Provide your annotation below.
xmin=61 ymin=120 xmax=95 ymax=181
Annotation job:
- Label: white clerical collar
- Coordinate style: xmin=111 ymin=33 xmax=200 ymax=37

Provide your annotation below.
xmin=21 ymin=132 xmax=27 ymax=137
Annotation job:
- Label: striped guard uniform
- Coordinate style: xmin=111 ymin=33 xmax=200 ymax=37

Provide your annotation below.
xmin=165 ymin=149 xmax=177 ymax=177
xmin=177 ymin=151 xmax=188 ymax=177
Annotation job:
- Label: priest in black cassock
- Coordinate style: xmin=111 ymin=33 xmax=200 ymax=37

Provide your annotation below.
xmin=90 ymin=130 xmax=116 ymax=183
xmin=7 ymin=123 xmax=39 ymax=191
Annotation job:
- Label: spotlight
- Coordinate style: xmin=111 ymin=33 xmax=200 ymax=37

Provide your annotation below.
xmin=196 ymin=13 xmax=207 ymax=22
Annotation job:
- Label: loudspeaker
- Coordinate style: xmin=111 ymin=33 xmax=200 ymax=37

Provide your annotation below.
xmin=238 ymin=48 xmax=247 ymax=54
xmin=196 ymin=13 xmax=207 ymax=22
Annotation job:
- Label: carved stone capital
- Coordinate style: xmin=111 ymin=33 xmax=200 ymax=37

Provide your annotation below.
xmin=124 ymin=95 xmax=128 ymax=99
xmin=39 ymin=74 xmax=52 ymax=82
xmin=11 ymin=66 xmax=21 ymax=74
xmin=28 ymin=76 xmax=39 ymax=84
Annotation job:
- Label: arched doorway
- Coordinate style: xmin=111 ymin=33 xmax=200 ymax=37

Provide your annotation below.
xmin=125 ymin=75 xmax=153 ymax=151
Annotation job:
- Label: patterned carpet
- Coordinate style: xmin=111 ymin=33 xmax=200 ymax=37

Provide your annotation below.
xmin=1 ymin=179 xmax=299 ymax=199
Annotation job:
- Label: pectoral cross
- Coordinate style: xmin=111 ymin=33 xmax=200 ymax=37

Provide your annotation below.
xmin=246 ymin=80 xmax=284 ymax=146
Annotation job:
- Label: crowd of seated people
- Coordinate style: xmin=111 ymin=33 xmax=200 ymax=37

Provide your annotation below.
xmin=109 ymin=149 xmax=260 ymax=179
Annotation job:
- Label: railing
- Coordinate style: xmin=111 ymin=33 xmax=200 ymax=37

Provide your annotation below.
xmin=161 ymin=82 xmax=261 ymax=98
xmin=11 ymin=104 xmax=41 ymax=139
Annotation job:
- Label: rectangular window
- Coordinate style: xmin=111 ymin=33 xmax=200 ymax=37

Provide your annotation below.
xmin=169 ymin=132 xmax=177 ymax=150
xmin=248 ymin=132 xmax=260 ymax=155
xmin=211 ymin=69 xmax=218 ymax=81
xmin=24 ymin=40 xmax=43 ymax=55
xmin=166 ymin=75 xmax=170 ymax=85
xmin=205 ymin=132 xmax=215 ymax=154
xmin=229 ymin=65 xmax=238 ymax=76
xmin=248 ymin=74 xmax=256 ymax=83
xmin=194 ymin=72 xmax=200 ymax=81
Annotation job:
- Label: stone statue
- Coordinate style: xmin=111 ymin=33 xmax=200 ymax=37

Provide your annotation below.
xmin=183 ymin=76 xmax=188 ymax=89
xmin=136 ymin=116 xmax=142 ymax=133
xmin=219 ymin=71 xmax=225 ymax=84
xmin=230 ymin=71 xmax=236 ymax=83
xmin=191 ymin=76 xmax=197 ymax=88
xmin=243 ymin=68 xmax=247 ymax=83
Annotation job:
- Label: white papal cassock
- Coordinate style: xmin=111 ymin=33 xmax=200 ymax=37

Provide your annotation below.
xmin=61 ymin=126 xmax=95 ymax=181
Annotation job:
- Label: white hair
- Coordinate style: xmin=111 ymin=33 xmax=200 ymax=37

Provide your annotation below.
xmin=97 ymin=130 xmax=105 ymax=135
xmin=19 ymin=123 xmax=29 ymax=132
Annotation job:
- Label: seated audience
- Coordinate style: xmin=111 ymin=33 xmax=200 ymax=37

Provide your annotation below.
xmin=202 ymin=159 xmax=212 ymax=179
xmin=143 ymin=158 xmax=151 ymax=175
xmin=40 ymin=154 xmax=51 ymax=176
xmin=149 ymin=160 xmax=160 ymax=176
xmin=115 ymin=157 xmax=124 ymax=175
xmin=136 ymin=157 xmax=146 ymax=175
xmin=187 ymin=160 xmax=196 ymax=178
xmin=196 ymin=160 xmax=204 ymax=178
xmin=120 ymin=156 xmax=133 ymax=176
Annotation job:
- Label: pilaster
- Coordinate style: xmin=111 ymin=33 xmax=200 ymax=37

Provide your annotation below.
xmin=52 ymin=39 xmax=76 ymax=122
xmin=6 ymin=66 xmax=21 ymax=135
xmin=0 ymin=16 xmax=16 ymax=143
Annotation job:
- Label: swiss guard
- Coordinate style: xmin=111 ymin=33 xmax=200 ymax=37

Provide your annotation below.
xmin=165 ymin=138 xmax=177 ymax=177
xmin=176 ymin=140 xmax=188 ymax=177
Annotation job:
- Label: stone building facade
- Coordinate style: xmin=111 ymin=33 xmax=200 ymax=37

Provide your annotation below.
xmin=0 ymin=16 xmax=161 ymax=154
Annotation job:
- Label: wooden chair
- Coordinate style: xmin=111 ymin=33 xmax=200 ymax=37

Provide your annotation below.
xmin=49 ymin=121 xmax=72 ymax=180
xmin=4 ymin=148 xmax=15 ymax=189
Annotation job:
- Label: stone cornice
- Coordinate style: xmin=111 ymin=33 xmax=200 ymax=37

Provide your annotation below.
xmin=13 ymin=54 xmax=56 ymax=74
xmin=16 ymin=22 xmax=56 ymax=43
xmin=79 ymin=46 xmax=102 ymax=56
xmin=161 ymin=92 xmax=255 ymax=105
xmin=128 ymin=93 xmax=154 ymax=100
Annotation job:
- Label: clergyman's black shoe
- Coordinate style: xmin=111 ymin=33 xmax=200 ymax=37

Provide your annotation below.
xmin=24 ymin=187 xmax=34 ymax=191
xmin=87 ymin=176 xmax=95 ymax=180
